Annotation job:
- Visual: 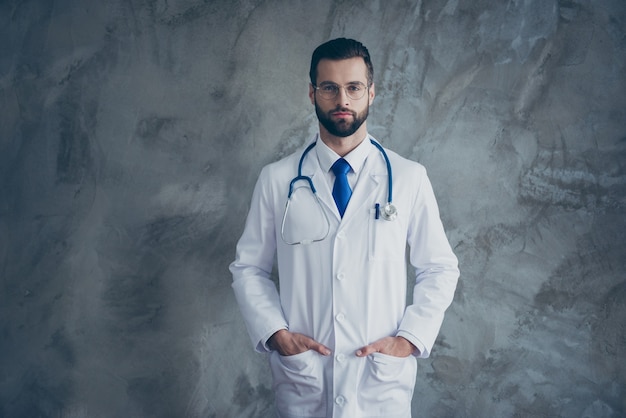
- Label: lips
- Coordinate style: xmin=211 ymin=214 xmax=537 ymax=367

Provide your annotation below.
xmin=332 ymin=111 xmax=354 ymax=118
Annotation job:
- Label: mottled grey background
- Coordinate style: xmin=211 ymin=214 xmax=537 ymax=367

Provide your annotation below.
xmin=1 ymin=0 xmax=625 ymax=417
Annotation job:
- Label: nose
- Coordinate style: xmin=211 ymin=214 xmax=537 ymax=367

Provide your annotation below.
xmin=336 ymin=86 xmax=351 ymax=106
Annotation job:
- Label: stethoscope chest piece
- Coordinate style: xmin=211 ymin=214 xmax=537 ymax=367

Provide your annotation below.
xmin=380 ymin=203 xmax=397 ymax=221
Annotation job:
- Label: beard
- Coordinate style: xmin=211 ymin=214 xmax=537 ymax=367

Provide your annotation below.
xmin=315 ymin=100 xmax=369 ymax=138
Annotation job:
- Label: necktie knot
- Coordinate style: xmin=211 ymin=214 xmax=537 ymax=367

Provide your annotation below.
xmin=331 ymin=158 xmax=352 ymax=218
xmin=332 ymin=158 xmax=351 ymax=176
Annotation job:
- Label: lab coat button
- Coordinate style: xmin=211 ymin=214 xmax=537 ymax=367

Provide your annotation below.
xmin=336 ymin=353 xmax=345 ymax=362
xmin=335 ymin=395 xmax=345 ymax=406
xmin=336 ymin=272 xmax=345 ymax=281
xmin=335 ymin=313 xmax=345 ymax=322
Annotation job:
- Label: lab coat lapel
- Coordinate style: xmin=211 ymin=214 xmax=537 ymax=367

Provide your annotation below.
xmin=302 ymin=158 xmax=340 ymax=221
xmin=341 ymin=148 xmax=387 ymax=223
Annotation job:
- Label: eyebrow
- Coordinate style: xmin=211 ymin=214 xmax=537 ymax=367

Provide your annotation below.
xmin=318 ymin=81 xmax=366 ymax=86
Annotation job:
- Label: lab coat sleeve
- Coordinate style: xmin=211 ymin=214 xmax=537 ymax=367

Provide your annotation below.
xmin=398 ymin=165 xmax=459 ymax=358
xmin=230 ymin=166 xmax=288 ymax=353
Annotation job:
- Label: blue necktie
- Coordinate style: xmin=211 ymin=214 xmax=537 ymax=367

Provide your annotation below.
xmin=332 ymin=158 xmax=352 ymax=218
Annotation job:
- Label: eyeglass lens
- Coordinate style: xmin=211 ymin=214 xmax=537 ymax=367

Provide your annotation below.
xmin=316 ymin=83 xmax=368 ymax=100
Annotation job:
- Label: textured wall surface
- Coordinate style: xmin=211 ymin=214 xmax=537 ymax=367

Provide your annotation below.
xmin=1 ymin=0 xmax=625 ymax=417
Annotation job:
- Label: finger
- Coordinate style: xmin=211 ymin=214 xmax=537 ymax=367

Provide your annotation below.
xmin=312 ymin=343 xmax=332 ymax=356
xmin=355 ymin=344 xmax=378 ymax=357
xmin=303 ymin=336 xmax=331 ymax=356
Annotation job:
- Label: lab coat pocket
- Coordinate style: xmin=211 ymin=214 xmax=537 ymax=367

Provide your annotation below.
xmin=269 ymin=350 xmax=326 ymax=417
xmin=358 ymin=352 xmax=416 ymax=416
xmin=368 ymin=209 xmax=406 ymax=261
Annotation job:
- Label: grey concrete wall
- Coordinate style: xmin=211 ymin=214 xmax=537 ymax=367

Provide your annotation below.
xmin=1 ymin=0 xmax=625 ymax=417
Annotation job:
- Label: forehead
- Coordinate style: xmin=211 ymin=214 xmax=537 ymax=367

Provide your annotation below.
xmin=315 ymin=57 xmax=368 ymax=84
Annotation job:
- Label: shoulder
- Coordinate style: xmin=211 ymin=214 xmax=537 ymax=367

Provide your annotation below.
xmin=380 ymin=146 xmax=427 ymax=177
xmin=259 ymin=148 xmax=301 ymax=180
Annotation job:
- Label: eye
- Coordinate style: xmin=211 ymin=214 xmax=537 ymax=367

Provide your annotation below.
xmin=347 ymin=84 xmax=363 ymax=92
xmin=321 ymin=84 xmax=339 ymax=93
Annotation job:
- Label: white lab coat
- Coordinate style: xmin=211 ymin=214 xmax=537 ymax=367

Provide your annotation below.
xmin=230 ymin=135 xmax=459 ymax=418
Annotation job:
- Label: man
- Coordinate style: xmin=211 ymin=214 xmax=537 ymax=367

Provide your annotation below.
xmin=230 ymin=38 xmax=459 ymax=418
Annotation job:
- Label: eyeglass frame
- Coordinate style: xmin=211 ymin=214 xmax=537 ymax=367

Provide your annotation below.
xmin=312 ymin=81 xmax=371 ymax=100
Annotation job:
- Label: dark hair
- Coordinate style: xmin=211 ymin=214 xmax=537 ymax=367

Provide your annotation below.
xmin=309 ymin=38 xmax=374 ymax=86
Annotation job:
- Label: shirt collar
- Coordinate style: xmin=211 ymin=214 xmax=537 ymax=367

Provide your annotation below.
xmin=315 ymin=134 xmax=372 ymax=175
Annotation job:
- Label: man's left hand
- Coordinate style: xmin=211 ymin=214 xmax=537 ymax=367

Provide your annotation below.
xmin=355 ymin=336 xmax=417 ymax=358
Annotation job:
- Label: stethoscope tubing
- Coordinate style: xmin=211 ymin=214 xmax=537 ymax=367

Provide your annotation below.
xmin=291 ymin=137 xmax=393 ymax=204
xmin=281 ymin=136 xmax=396 ymax=245
xmin=368 ymin=139 xmax=393 ymax=205
xmin=288 ymin=142 xmax=319 ymax=198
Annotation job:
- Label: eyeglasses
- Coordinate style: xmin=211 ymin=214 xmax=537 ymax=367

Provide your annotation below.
xmin=313 ymin=82 xmax=369 ymax=100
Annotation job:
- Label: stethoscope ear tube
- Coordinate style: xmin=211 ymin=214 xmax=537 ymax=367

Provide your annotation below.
xmin=281 ymin=192 xmax=330 ymax=245
xmin=288 ymin=175 xmax=316 ymax=198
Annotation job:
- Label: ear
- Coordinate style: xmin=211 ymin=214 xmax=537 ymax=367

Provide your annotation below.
xmin=368 ymin=83 xmax=376 ymax=106
xmin=309 ymin=84 xmax=315 ymax=105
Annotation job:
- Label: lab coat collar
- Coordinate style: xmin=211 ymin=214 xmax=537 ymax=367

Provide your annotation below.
xmin=313 ymin=134 xmax=372 ymax=176
xmin=300 ymin=134 xmax=386 ymax=223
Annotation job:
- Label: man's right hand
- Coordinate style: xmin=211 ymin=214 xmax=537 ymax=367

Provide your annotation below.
xmin=268 ymin=329 xmax=332 ymax=357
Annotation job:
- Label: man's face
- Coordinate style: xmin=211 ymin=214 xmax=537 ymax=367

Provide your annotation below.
xmin=309 ymin=57 xmax=375 ymax=138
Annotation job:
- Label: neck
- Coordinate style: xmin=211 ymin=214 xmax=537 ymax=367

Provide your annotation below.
xmin=318 ymin=124 xmax=368 ymax=157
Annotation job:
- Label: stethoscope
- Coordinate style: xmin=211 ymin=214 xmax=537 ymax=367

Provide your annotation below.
xmin=280 ymin=138 xmax=397 ymax=245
